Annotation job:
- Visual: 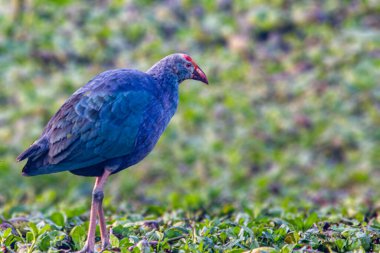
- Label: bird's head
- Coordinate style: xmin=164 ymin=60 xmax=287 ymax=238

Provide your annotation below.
xmin=147 ymin=53 xmax=208 ymax=85
xmin=177 ymin=54 xmax=208 ymax=85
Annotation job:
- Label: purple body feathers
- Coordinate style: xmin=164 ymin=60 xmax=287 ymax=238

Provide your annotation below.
xmin=17 ymin=54 xmax=208 ymax=177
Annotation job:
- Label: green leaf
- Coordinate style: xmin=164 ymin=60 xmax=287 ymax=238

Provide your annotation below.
xmin=2 ymin=227 xmax=12 ymax=238
xmin=284 ymin=232 xmax=299 ymax=244
xmin=110 ymin=233 xmax=119 ymax=248
xmin=4 ymin=234 xmax=20 ymax=247
xmin=70 ymin=225 xmax=86 ymax=250
xmin=39 ymin=234 xmax=51 ymax=251
xmin=26 ymin=231 xmax=34 ymax=243
xmin=28 ymin=222 xmax=38 ymax=237
xmin=304 ymin=213 xmax=318 ymax=230
xmin=335 ymin=239 xmax=346 ymax=252
xmin=357 ymin=232 xmax=371 ymax=251
xmin=164 ymin=227 xmax=188 ymax=239
xmin=50 ymin=212 xmax=65 ymax=227
xmin=39 ymin=224 xmax=51 ymax=234
xmin=119 ymin=237 xmax=134 ymax=251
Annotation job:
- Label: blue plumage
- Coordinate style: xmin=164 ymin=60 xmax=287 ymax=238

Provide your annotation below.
xmin=17 ymin=53 xmax=208 ymax=253
xmin=17 ymin=53 xmax=208 ymax=177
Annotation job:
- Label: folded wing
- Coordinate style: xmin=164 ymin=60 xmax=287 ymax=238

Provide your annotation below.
xmin=20 ymin=87 xmax=155 ymax=176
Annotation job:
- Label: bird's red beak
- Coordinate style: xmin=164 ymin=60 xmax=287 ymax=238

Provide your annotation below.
xmin=191 ymin=66 xmax=208 ymax=85
xmin=182 ymin=54 xmax=209 ymax=85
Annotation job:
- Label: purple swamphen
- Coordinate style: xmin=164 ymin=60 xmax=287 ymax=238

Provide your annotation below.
xmin=17 ymin=53 xmax=208 ymax=252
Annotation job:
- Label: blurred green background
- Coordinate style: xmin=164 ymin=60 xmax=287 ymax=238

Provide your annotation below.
xmin=1 ymin=0 xmax=380 ymax=222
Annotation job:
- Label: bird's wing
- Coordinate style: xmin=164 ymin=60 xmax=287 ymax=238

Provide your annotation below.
xmin=44 ymin=89 xmax=156 ymax=170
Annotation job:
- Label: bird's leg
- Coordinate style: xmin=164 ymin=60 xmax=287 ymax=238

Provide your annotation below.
xmin=77 ymin=169 xmax=111 ymax=253
xmin=97 ymin=186 xmax=110 ymax=250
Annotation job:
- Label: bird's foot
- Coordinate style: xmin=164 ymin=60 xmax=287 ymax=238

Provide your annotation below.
xmin=101 ymin=238 xmax=111 ymax=251
xmin=75 ymin=243 xmax=95 ymax=253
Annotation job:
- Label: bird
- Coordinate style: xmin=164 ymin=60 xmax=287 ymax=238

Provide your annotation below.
xmin=17 ymin=53 xmax=208 ymax=253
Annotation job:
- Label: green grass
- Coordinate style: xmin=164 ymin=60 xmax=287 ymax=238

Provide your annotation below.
xmin=1 ymin=0 xmax=380 ymax=252
xmin=2 ymin=203 xmax=380 ymax=252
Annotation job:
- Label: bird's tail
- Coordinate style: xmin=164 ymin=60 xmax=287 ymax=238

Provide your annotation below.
xmin=17 ymin=138 xmax=48 ymax=162
xmin=17 ymin=138 xmax=49 ymax=176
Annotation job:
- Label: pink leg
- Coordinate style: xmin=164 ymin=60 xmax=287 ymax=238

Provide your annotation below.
xmin=98 ymin=202 xmax=109 ymax=250
xmin=76 ymin=169 xmax=111 ymax=253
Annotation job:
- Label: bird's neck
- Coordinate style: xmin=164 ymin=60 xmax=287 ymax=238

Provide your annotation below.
xmin=146 ymin=63 xmax=179 ymax=113
xmin=147 ymin=60 xmax=179 ymax=88
xmin=146 ymin=62 xmax=179 ymax=96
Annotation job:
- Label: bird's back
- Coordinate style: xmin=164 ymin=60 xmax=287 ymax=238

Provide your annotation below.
xmin=18 ymin=69 xmax=178 ymax=176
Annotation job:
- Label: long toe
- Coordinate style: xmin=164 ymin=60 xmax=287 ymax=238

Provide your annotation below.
xmin=75 ymin=244 xmax=95 ymax=253
xmin=101 ymin=240 xmax=111 ymax=251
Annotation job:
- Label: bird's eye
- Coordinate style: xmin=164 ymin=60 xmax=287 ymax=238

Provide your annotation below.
xmin=186 ymin=63 xmax=192 ymax=68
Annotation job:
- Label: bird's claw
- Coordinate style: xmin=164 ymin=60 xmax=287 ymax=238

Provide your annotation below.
xmin=101 ymin=240 xmax=111 ymax=251
xmin=101 ymin=233 xmax=111 ymax=251
xmin=75 ymin=243 xmax=95 ymax=253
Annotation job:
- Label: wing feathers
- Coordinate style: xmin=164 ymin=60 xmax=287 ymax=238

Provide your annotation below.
xmin=18 ymin=69 xmax=160 ymax=176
